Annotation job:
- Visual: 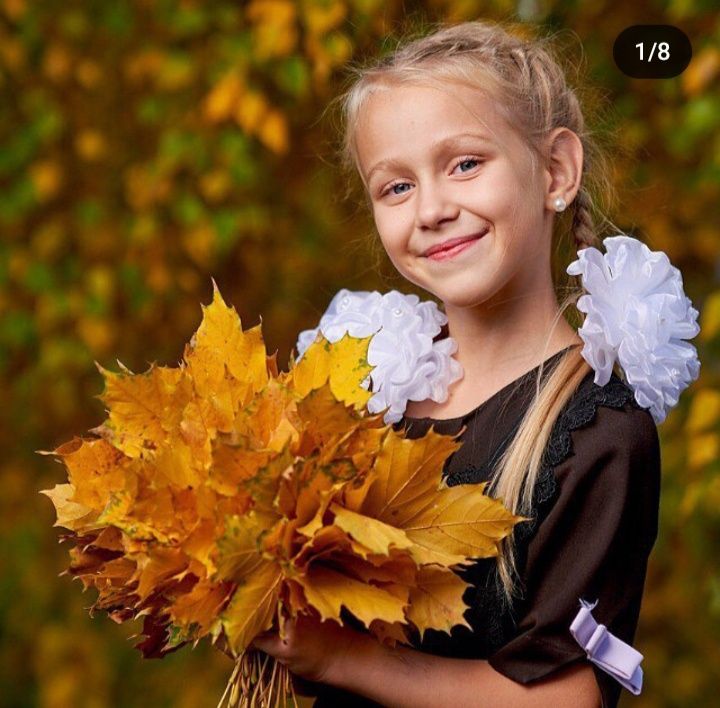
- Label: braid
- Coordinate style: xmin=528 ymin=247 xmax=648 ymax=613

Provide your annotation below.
xmin=571 ymin=186 xmax=600 ymax=250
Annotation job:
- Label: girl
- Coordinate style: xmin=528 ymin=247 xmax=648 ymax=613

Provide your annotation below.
xmin=252 ymin=20 xmax=697 ymax=708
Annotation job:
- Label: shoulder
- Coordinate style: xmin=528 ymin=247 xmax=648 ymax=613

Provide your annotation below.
xmin=547 ymin=369 xmax=660 ymax=474
xmin=545 ymin=370 xmax=661 ymax=529
xmin=533 ymin=370 xmax=661 ymax=525
xmin=521 ymin=372 xmax=663 ymax=565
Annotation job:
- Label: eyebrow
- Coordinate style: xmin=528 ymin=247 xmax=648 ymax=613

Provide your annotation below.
xmin=365 ymin=132 xmax=495 ymax=182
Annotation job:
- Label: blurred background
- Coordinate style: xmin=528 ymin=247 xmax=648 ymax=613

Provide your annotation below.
xmin=1 ymin=1 xmax=718 ymax=706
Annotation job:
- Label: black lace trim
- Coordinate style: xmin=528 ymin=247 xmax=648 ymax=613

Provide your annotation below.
xmin=535 ymin=373 xmax=642 ymax=505
xmin=415 ymin=373 xmax=642 ymax=658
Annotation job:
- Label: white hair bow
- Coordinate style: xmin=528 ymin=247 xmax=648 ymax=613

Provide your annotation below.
xmin=567 ymin=235 xmax=701 ymax=424
xmin=295 ymin=289 xmax=463 ymax=424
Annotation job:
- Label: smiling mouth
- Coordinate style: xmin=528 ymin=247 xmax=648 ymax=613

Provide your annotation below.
xmin=423 ymin=229 xmax=488 ymax=259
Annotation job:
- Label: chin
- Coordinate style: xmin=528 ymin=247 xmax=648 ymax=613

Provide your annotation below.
xmin=432 ymin=275 xmax=495 ymax=309
xmin=425 ymin=287 xmax=485 ymax=311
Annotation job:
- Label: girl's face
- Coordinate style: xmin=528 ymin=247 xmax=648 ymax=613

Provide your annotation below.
xmin=355 ymin=81 xmax=554 ymax=310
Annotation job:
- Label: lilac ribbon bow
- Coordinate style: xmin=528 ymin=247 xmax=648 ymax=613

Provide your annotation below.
xmin=569 ymin=599 xmax=644 ymax=695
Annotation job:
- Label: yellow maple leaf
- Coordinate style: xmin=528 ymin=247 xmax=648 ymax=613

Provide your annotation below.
xmin=183 ymin=283 xmax=269 ymax=435
xmin=95 ymin=363 xmax=188 ymax=459
xmin=361 ymin=426 xmax=463 ymax=523
xmin=290 ymin=330 xmax=373 ymax=408
xmin=170 ymin=577 xmax=235 ymax=636
xmin=39 ymin=483 xmax=94 ymax=530
xmin=326 ymin=549 xmax=418 ymax=588
xmin=52 ymin=437 xmax=131 ymax=511
xmin=214 ymin=512 xmax=270 ymax=582
xmin=330 ymin=503 xmax=413 ymax=557
xmin=222 ymin=560 xmax=282 ymax=655
xmin=295 ymin=565 xmax=408 ymax=627
xmin=406 ymin=565 xmax=472 ymax=640
xmin=361 ymin=427 xmax=524 ymax=562
xmin=130 ymin=547 xmax=188 ymax=601
xmin=40 ymin=283 xmax=524 ymax=706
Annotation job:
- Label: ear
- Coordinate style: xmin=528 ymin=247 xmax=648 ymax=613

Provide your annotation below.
xmin=543 ymin=128 xmax=583 ymax=211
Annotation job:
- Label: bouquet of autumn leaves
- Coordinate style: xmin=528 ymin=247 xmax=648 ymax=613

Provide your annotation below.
xmin=40 ymin=284 xmax=523 ymax=707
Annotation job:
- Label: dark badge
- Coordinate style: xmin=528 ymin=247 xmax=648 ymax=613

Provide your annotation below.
xmin=613 ymin=25 xmax=692 ymax=79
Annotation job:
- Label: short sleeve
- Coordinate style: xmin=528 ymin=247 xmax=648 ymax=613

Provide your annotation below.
xmin=488 ymin=401 xmax=661 ymax=708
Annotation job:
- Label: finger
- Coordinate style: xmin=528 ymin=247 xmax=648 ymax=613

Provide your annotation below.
xmin=250 ymin=637 xmax=270 ymax=653
xmin=251 ymin=631 xmax=283 ymax=654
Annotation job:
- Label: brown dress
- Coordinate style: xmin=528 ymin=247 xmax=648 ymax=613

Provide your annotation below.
xmin=311 ymin=345 xmax=661 ymax=708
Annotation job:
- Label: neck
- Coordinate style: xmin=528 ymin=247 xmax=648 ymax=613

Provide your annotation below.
xmin=442 ymin=273 xmax=580 ymax=381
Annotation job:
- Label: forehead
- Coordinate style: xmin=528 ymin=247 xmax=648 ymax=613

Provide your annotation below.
xmin=355 ymin=82 xmax=522 ymax=174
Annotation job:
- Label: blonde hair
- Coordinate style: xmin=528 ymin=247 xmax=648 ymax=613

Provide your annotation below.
xmin=334 ymin=20 xmax=625 ymax=608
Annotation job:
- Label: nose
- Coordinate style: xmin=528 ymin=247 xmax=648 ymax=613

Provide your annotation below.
xmin=414 ymin=182 xmax=460 ymax=230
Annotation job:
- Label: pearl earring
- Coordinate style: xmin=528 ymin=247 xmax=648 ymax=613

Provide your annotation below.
xmin=553 ymin=196 xmax=567 ymax=212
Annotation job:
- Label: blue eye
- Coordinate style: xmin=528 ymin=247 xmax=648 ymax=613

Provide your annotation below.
xmin=390 ymin=183 xmax=411 ymax=195
xmin=457 ymin=158 xmax=479 ymax=172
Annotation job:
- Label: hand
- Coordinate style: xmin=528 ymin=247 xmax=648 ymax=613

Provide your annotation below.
xmin=250 ymin=612 xmax=368 ymax=685
xmin=213 ymin=627 xmax=322 ymax=698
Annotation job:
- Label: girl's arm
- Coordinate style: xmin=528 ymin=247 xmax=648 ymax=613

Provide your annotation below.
xmin=326 ymin=626 xmax=599 ymax=708
xmin=253 ymin=614 xmax=602 ymax=708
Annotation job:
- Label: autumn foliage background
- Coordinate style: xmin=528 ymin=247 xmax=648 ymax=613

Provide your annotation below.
xmin=1 ymin=1 xmax=719 ymax=706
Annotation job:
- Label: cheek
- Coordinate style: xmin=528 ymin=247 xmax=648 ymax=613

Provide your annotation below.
xmin=373 ymin=213 xmax=417 ymax=276
xmin=474 ymin=180 xmax=538 ymax=237
xmin=477 ymin=173 xmax=515 ymax=211
xmin=373 ymin=208 xmax=408 ymax=250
